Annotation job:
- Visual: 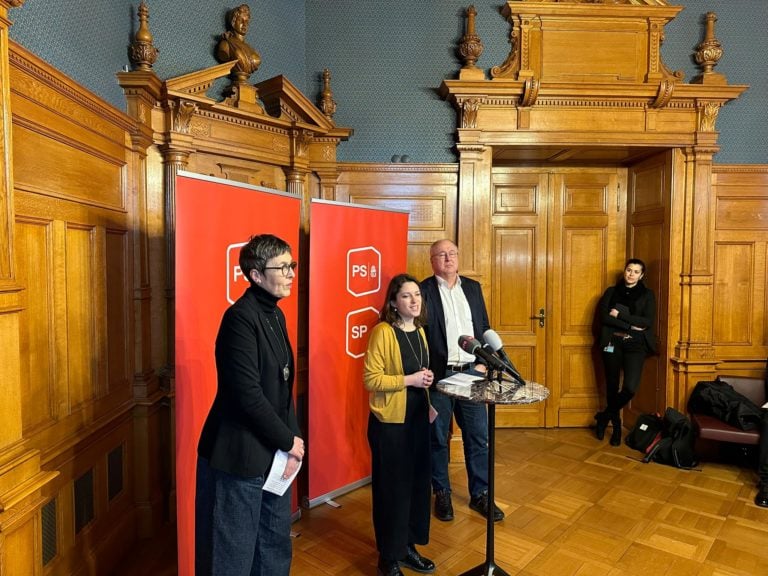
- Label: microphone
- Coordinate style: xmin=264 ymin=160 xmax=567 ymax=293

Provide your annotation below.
xmin=457 ymin=335 xmax=510 ymax=375
xmin=483 ymin=329 xmax=525 ymax=384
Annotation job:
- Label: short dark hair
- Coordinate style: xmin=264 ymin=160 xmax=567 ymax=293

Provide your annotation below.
xmin=239 ymin=234 xmax=292 ymax=285
xmin=380 ymin=273 xmax=427 ymax=328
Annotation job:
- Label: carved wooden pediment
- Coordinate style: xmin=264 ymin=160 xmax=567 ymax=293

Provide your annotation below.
xmin=442 ymin=2 xmax=747 ymax=156
xmin=256 ymin=75 xmax=335 ymax=131
xmin=161 ymin=66 xmax=351 ymax=141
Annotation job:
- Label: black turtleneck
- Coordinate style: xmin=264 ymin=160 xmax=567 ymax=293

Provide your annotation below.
xmin=249 ymin=283 xmax=280 ymax=312
xmin=610 ymin=280 xmax=646 ymax=314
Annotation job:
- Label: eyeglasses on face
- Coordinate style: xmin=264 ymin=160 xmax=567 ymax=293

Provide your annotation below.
xmin=431 ymin=250 xmax=458 ymax=260
xmin=262 ymin=261 xmax=298 ymax=276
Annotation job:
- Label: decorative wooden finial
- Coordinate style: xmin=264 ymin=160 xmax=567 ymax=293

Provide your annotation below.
xmin=458 ymin=6 xmax=484 ymax=80
xmin=320 ymin=68 xmax=337 ymax=119
xmin=129 ymin=0 xmax=158 ymax=71
xmin=693 ymin=12 xmax=726 ymax=85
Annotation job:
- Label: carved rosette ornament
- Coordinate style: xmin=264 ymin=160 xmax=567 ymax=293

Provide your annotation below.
xmin=693 ymin=12 xmax=725 ymax=84
xmin=129 ymin=0 xmax=159 ymax=71
xmin=458 ymin=6 xmax=484 ymax=70
xmin=320 ymin=68 xmax=337 ymax=119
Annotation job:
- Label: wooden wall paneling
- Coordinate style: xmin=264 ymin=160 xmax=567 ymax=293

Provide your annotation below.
xmin=41 ymin=412 xmax=137 ymax=576
xmin=711 ymin=166 xmax=768 ymax=372
xmin=16 ymin=217 xmax=55 ymax=434
xmin=3 ymin=40 xmax=166 ymax=575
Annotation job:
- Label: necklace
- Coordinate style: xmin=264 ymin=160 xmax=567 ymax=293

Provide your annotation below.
xmin=400 ymin=325 xmax=428 ymax=369
xmin=265 ymin=311 xmax=290 ymax=382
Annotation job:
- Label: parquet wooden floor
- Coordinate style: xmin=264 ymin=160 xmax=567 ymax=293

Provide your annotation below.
xmin=117 ymin=427 xmax=768 ymax=575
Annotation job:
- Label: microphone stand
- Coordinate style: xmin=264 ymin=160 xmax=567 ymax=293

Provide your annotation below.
xmin=462 ymin=368 xmax=509 ymax=576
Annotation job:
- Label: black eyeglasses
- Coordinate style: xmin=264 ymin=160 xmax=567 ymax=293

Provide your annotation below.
xmin=262 ymin=261 xmax=298 ymax=277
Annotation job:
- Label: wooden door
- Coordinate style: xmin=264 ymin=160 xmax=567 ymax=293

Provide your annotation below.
xmin=490 ymin=167 xmax=627 ymax=427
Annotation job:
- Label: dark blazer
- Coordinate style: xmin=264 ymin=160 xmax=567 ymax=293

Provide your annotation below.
xmin=597 ymin=283 xmax=657 ymax=354
xmin=198 ymin=286 xmax=300 ymax=478
xmin=420 ymin=275 xmax=491 ymax=382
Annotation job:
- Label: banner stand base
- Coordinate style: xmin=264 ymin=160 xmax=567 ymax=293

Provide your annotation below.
xmin=302 ymin=476 xmax=371 ymax=509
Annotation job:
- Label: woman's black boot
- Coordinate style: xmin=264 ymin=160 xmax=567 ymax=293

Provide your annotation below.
xmin=594 ymin=411 xmax=609 ymax=441
xmin=610 ymin=414 xmax=622 ymax=446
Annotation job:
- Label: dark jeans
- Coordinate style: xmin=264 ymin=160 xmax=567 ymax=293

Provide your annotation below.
xmin=601 ymin=336 xmax=647 ymax=416
xmin=430 ymin=369 xmax=489 ymax=498
xmin=195 ymin=457 xmax=292 ymax=576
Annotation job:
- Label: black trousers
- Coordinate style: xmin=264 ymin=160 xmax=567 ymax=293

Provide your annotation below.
xmin=367 ymin=388 xmax=431 ymax=562
xmin=601 ymin=336 xmax=648 ymax=416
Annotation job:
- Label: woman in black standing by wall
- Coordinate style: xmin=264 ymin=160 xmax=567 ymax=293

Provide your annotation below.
xmin=594 ymin=258 xmax=657 ymax=446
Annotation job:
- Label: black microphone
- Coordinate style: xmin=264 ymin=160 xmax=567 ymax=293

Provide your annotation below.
xmin=483 ymin=329 xmax=526 ymax=384
xmin=457 ymin=335 xmax=509 ymax=374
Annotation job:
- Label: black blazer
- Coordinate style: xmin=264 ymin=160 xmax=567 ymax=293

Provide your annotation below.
xmin=420 ymin=275 xmax=491 ymax=382
xmin=198 ymin=287 xmax=301 ymax=478
xmin=597 ymin=283 xmax=657 ymax=354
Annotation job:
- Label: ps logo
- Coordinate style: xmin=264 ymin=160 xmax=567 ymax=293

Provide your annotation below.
xmin=347 ymin=246 xmax=381 ymax=297
xmin=226 ymin=241 xmax=248 ymax=304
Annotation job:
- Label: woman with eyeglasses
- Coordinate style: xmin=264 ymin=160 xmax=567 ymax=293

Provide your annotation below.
xmin=196 ymin=234 xmax=303 ymax=576
xmin=364 ymin=274 xmax=436 ymax=576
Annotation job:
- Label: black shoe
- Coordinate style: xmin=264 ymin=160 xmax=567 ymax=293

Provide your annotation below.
xmin=399 ymin=545 xmax=435 ymax=574
xmin=609 ymin=418 xmax=622 ymax=447
xmin=755 ymin=484 xmax=768 ymax=508
xmin=469 ymin=491 xmax=504 ymax=522
xmin=433 ymin=489 xmax=454 ymax=521
xmin=594 ymin=411 xmax=609 ymax=441
xmin=378 ymin=556 xmax=404 ymax=576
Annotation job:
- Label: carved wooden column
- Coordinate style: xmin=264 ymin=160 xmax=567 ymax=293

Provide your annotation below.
xmin=118 ymin=67 xmax=169 ymax=535
xmin=161 ymin=143 xmax=192 ymax=372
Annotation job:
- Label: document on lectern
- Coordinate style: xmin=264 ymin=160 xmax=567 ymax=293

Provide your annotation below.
xmin=264 ymin=450 xmax=302 ymax=496
xmin=438 ymin=372 xmax=477 ymax=398
xmin=439 ymin=372 xmax=477 ymax=387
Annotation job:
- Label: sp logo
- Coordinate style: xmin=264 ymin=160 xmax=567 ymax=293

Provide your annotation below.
xmin=346 ymin=307 xmax=380 ymax=358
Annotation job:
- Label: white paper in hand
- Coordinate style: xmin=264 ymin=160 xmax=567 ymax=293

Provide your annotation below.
xmin=263 ymin=450 xmax=302 ymax=496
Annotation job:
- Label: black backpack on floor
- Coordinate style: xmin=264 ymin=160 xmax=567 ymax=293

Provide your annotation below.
xmin=626 ymin=407 xmax=699 ymax=469
xmin=624 ymin=412 xmax=664 ymax=457
xmin=649 ymin=407 xmax=699 ymax=469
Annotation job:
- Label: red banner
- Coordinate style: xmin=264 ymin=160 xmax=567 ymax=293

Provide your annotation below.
xmin=175 ymin=173 xmax=300 ymax=576
xmin=306 ymin=200 xmax=409 ymax=505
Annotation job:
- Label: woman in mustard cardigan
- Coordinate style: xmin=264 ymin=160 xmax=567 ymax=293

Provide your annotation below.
xmin=364 ymin=273 xmax=436 ymax=576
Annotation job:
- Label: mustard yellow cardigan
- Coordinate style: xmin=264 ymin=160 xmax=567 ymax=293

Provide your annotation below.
xmin=363 ymin=322 xmax=430 ymax=423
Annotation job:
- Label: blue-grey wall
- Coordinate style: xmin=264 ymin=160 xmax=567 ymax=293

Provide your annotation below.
xmin=10 ymin=1 xmax=766 ymax=164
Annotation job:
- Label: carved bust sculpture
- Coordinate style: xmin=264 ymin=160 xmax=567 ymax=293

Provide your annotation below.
xmin=216 ymin=4 xmax=261 ymax=83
